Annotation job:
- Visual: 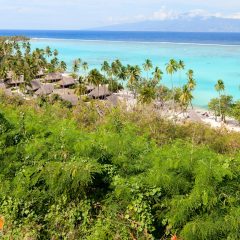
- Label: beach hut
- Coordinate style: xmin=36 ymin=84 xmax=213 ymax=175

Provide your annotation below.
xmin=5 ymin=75 xmax=24 ymax=87
xmin=35 ymin=84 xmax=54 ymax=96
xmin=52 ymin=89 xmax=78 ymax=105
xmin=88 ymin=85 xmax=111 ymax=99
xmin=86 ymin=84 xmax=95 ymax=93
xmin=27 ymin=79 xmax=42 ymax=92
xmin=44 ymin=73 xmax=62 ymax=83
xmin=58 ymin=76 xmax=76 ymax=88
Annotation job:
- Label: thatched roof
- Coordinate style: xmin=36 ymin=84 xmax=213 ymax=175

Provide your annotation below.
xmin=58 ymin=77 xmax=76 ymax=87
xmin=6 ymin=75 xmax=24 ymax=86
xmin=45 ymin=73 xmax=62 ymax=82
xmin=60 ymin=94 xmax=78 ymax=105
xmin=35 ymin=84 xmax=54 ymax=96
xmin=52 ymin=89 xmax=78 ymax=105
xmin=88 ymin=85 xmax=111 ymax=99
xmin=86 ymin=84 xmax=95 ymax=92
xmin=106 ymin=94 xmax=119 ymax=107
xmin=27 ymin=79 xmax=42 ymax=91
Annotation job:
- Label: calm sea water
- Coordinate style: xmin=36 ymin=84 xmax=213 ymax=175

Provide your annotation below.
xmin=1 ymin=30 xmax=240 ymax=106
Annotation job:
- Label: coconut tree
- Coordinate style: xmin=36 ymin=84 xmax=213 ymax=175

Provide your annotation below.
xmin=88 ymin=69 xmax=104 ymax=97
xmin=166 ymin=59 xmax=178 ymax=111
xmin=138 ymin=81 xmax=157 ymax=105
xmin=179 ymin=84 xmax=193 ymax=114
xmin=101 ymin=61 xmax=110 ymax=78
xmin=152 ymin=67 xmax=163 ymax=85
xmin=127 ymin=65 xmax=141 ymax=98
xmin=118 ymin=66 xmax=128 ymax=88
xmin=187 ymin=69 xmax=193 ymax=78
xmin=75 ymin=76 xmax=87 ymax=100
xmin=143 ymin=59 xmax=153 ymax=80
xmin=72 ymin=58 xmax=81 ymax=77
xmin=45 ymin=46 xmax=52 ymax=58
xmin=187 ymin=77 xmax=196 ymax=91
xmin=59 ymin=61 xmax=67 ymax=73
xmin=178 ymin=60 xmax=185 ymax=86
xmin=82 ymin=62 xmax=89 ymax=79
xmin=215 ymin=79 xmax=225 ymax=121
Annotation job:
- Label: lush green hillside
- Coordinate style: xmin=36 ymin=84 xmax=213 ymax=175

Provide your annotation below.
xmin=0 ymin=93 xmax=240 ymax=240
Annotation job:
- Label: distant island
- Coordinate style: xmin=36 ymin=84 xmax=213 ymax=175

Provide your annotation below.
xmin=94 ymin=16 xmax=240 ymax=32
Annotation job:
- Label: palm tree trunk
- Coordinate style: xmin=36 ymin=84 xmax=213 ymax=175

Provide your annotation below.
xmin=218 ymin=92 xmax=222 ymax=122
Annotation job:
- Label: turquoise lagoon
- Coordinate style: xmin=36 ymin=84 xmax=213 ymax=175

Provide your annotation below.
xmin=31 ymin=38 xmax=240 ymax=107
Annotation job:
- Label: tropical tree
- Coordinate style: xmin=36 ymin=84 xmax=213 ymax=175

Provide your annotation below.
xmin=179 ymin=84 xmax=193 ymax=113
xmin=152 ymin=67 xmax=163 ymax=86
xmin=72 ymin=58 xmax=81 ymax=76
xmin=215 ymin=79 xmax=225 ymax=121
xmin=166 ymin=59 xmax=178 ymax=111
xmin=87 ymin=69 xmax=104 ymax=97
xmin=127 ymin=65 xmax=141 ymax=98
xmin=138 ymin=81 xmax=157 ymax=104
xmin=82 ymin=62 xmax=89 ymax=78
xmin=45 ymin=46 xmax=52 ymax=58
xmin=177 ymin=60 xmax=185 ymax=86
xmin=143 ymin=59 xmax=153 ymax=80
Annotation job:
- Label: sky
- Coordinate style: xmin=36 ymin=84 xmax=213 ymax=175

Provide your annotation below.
xmin=0 ymin=0 xmax=240 ymax=29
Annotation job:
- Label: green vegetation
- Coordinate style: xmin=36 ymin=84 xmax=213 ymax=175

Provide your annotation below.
xmin=1 ymin=37 xmax=240 ymax=239
xmin=0 ymin=92 xmax=240 ymax=240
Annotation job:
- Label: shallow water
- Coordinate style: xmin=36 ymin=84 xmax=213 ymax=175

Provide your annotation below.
xmin=31 ymin=38 xmax=240 ymax=107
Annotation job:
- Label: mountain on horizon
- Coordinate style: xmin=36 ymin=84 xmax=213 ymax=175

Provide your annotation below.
xmin=93 ymin=16 xmax=240 ymax=32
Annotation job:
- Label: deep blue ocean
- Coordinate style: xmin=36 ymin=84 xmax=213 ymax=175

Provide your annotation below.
xmin=1 ymin=30 xmax=240 ymax=106
xmin=1 ymin=30 xmax=240 ymax=45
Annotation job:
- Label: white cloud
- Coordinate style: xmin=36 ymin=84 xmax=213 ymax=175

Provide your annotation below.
xmin=150 ymin=7 xmax=178 ymax=20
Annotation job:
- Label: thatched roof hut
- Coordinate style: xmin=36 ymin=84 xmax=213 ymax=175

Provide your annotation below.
xmin=88 ymin=85 xmax=111 ymax=99
xmin=44 ymin=73 xmax=62 ymax=82
xmin=27 ymin=79 xmax=42 ymax=92
xmin=35 ymin=84 xmax=54 ymax=96
xmin=52 ymin=89 xmax=78 ymax=105
xmin=6 ymin=75 xmax=24 ymax=86
xmin=58 ymin=77 xmax=76 ymax=88
xmin=86 ymin=84 xmax=95 ymax=93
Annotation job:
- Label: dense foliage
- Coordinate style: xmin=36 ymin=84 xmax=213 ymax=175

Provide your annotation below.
xmin=0 ymin=93 xmax=240 ymax=239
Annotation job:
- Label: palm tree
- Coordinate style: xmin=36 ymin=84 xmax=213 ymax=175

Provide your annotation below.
xmin=187 ymin=78 xmax=196 ymax=91
xmin=72 ymin=58 xmax=81 ymax=76
xmin=166 ymin=59 xmax=178 ymax=111
xmin=59 ymin=61 xmax=67 ymax=73
xmin=127 ymin=65 xmax=141 ymax=98
xmin=118 ymin=66 xmax=128 ymax=90
xmin=152 ymin=67 xmax=163 ymax=85
xmin=143 ymin=59 xmax=153 ymax=80
xmin=178 ymin=60 xmax=185 ymax=86
xmin=45 ymin=46 xmax=52 ymax=58
xmin=187 ymin=69 xmax=194 ymax=79
xmin=179 ymin=85 xmax=193 ymax=114
xmin=215 ymin=79 xmax=225 ymax=121
xmin=138 ymin=81 xmax=156 ymax=105
xmin=82 ymin=62 xmax=89 ymax=78
xmin=53 ymin=49 xmax=59 ymax=57
xmin=88 ymin=69 xmax=104 ymax=97
xmin=101 ymin=61 xmax=110 ymax=78
xmin=75 ymin=76 xmax=87 ymax=100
